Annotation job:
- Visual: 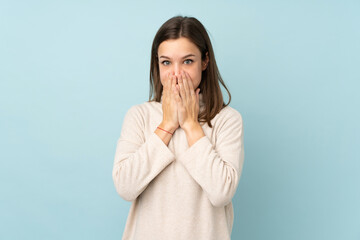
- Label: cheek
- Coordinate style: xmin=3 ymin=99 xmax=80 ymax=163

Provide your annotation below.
xmin=159 ymin=67 xmax=169 ymax=85
xmin=187 ymin=66 xmax=202 ymax=87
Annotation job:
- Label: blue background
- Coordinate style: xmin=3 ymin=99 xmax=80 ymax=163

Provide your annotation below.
xmin=1 ymin=0 xmax=359 ymax=239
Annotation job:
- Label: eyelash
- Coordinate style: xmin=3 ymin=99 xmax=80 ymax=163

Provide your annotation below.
xmin=161 ymin=59 xmax=194 ymax=66
xmin=161 ymin=60 xmax=170 ymax=66
xmin=184 ymin=59 xmax=193 ymax=64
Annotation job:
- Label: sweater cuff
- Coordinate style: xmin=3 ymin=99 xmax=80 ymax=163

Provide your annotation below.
xmin=177 ymin=135 xmax=209 ymax=165
xmin=149 ymin=131 xmax=176 ymax=163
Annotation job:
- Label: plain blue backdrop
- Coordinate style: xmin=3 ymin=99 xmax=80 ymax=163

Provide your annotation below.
xmin=1 ymin=0 xmax=359 ymax=239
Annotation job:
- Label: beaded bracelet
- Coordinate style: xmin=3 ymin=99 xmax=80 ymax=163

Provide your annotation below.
xmin=157 ymin=126 xmax=173 ymax=135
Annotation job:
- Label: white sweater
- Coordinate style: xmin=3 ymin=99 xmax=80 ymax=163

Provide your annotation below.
xmin=112 ymin=94 xmax=245 ymax=240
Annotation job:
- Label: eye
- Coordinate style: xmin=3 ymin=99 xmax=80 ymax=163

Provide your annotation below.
xmin=161 ymin=60 xmax=170 ymax=66
xmin=184 ymin=59 xmax=193 ymax=64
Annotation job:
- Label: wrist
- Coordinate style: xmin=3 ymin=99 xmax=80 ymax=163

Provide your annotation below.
xmin=183 ymin=121 xmax=201 ymax=134
xmin=159 ymin=122 xmax=178 ymax=134
xmin=183 ymin=121 xmax=205 ymax=147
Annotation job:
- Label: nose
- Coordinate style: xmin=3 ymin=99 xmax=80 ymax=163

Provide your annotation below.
xmin=173 ymin=63 xmax=182 ymax=77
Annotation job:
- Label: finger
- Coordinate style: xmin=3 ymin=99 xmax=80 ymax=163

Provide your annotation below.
xmin=164 ymin=73 xmax=171 ymax=99
xmin=185 ymin=73 xmax=195 ymax=102
xmin=186 ymin=72 xmax=194 ymax=91
xmin=171 ymin=75 xmax=176 ymax=92
xmin=171 ymin=76 xmax=179 ymax=100
xmin=169 ymin=73 xmax=176 ymax=91
xmin=167 ymin=76 xmax=174 ymax=96
xmin=174 ymin=88 xmax=182 ymax=104
xmin=196 ymin=88 xmax=200 ymax=104
xmin=164 ymin=72 xmax=170 ymax=92
xmin=186 ymin=72 xmax=195 ymax=91
xmin=171 ymin=76 xmax=177 ymax=97
xmin=181 ymin=72 xmax=189 ymax=100
xmin=167 ymin=74 xmax=176 ymax=101
xmin=186 ymin=74 xmax=196 ymax=101
xmin=178 ymin=73 xmax=186 ymax=101
xmin=161 ymin=74 xmax=167 ymax=101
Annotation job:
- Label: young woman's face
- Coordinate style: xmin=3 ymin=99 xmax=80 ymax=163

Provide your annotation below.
xmin=158 ymin=37 xmax=208 ymax=90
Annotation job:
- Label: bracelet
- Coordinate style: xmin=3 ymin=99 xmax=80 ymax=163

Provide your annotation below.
xmin=157 ymin=126 xmax=173 ymax=135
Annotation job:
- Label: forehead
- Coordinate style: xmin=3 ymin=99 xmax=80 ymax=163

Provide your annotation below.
xmin=158 ymin=37 xmax=201 ymax=56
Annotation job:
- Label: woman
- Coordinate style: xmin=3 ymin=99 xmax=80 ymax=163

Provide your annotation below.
xmin=112 ymin=16 xmax=245 ymax=240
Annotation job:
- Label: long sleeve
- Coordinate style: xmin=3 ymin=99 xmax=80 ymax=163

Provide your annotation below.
xmin=177 ymin=108 xmax=245 ymax=208
xmin=112 ymin=105 xmax=175 ymax=201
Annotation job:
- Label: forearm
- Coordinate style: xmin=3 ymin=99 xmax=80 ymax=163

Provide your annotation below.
xmin=177 ymin=135 xmax=243 ymax=207
xmin=113 ymin=132 xmax=175 ymax=201
xmin=178 ymin=111 xmax=244 ymax=207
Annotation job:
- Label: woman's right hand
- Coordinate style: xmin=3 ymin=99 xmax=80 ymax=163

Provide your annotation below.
xmin=160 ymin=72 xmax=179 ymax=133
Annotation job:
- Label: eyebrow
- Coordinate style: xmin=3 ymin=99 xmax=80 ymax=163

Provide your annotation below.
xmin=159 ymin=54 xmax=196 ymax=59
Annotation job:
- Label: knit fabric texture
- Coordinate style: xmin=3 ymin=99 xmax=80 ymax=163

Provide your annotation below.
xmin=112 ymin=95 xmax=245 ymax=240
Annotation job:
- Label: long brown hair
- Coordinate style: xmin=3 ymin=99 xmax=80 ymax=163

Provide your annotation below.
xmin=149 ymin=16 xmax=231 ymax=128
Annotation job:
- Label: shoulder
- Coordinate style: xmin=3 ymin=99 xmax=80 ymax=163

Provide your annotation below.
xmin=209 ymin=105 xmax=244 ymax=141
xmin=124 ymin=100 xmax=161 ymax=121
xmin=216 ymin=105 xmax=243 ymax=125
xmin=207 ymin=105 xmax=244 ymax=134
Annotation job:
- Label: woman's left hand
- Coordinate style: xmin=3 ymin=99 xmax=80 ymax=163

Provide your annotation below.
xmin=175 ymin=71 xmax=201 ymax=133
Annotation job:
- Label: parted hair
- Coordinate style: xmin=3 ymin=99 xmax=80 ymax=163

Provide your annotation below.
xmin=149 ymin=16 xmax=231 ymax=128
